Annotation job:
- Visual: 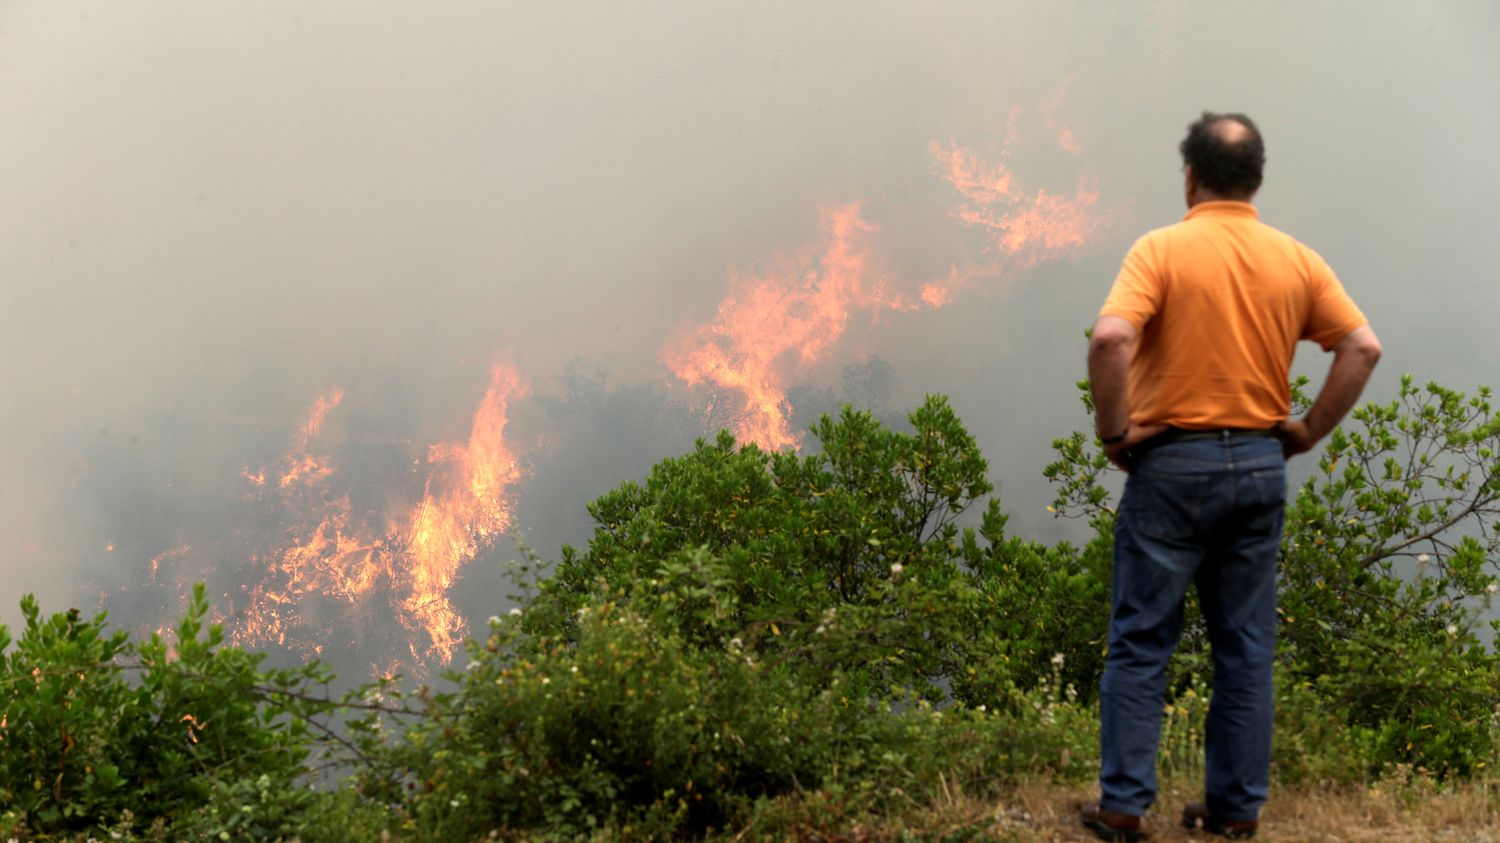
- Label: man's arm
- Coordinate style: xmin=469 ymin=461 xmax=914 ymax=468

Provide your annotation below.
xmin=1279 ymin=325 xmax=1382 ymax=458
xmin=1088 ymin=315 xmax=1168 ymax=471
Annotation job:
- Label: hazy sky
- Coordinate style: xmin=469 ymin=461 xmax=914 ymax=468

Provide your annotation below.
xmin=3 ymin=1 xmax=1497 ymax=643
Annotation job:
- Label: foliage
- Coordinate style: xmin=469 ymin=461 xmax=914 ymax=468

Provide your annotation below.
xmin=353 ymin=574 xmax=1106 ymax=839
xmin=526 ymin=396 xmax=994 ymax=703
xmin=353 ymin=579 xmax=892 ymax=838
xmin=1278 ymin=376 xmax=1500 ymax=774
xmin=0 ymin=583 xmax=337 ymax=840
xmin=1042 ymin=375 xmax=1500 ymax=775
xmin=4 ymin=378 xmax=1499 ymax=839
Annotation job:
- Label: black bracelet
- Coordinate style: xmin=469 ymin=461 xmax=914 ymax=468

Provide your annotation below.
xmin=1100 ymin=427 xmax=1129 ymax=445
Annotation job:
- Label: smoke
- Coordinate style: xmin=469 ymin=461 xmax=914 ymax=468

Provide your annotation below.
xmin=4 ymin=1 xmax=1498 ymax=668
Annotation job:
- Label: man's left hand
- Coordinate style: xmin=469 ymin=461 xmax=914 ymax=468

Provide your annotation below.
xmin=1102 ymin=423 xmax=1170 ymax=472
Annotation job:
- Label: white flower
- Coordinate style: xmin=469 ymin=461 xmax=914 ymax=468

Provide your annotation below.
xmin=570 ymin=665 xmax=578 ymax=673
xmin=977 ymin=704 xmax=987 ymax=713
xmin=1447 ymin=624 xmax=1459 ymax=635
xmin=1487 ymin=583 xmax=1498 ymax=594
xmin=508 ymin=607 xmax=523 ymax=617
xmin=487 ymin=615 xmax=501 ymax=626
xmin=815 ymin=625 xmax=827 ymax=635
xmin=890 ymin=563 xmax=904 ymax=576
xmin=728 ymin=637 xmax=743 ymax=651
xmin=541 ymin=676 xmax=550 ymax=684
xmin=1051 ymin=653 xmax=1066 ymax=667
xmin=1418 ymin=553 xmax=1431 ymax=563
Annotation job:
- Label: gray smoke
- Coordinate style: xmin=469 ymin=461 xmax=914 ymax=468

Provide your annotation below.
xmin=4 ymin=2 xmax=1497 ymax=662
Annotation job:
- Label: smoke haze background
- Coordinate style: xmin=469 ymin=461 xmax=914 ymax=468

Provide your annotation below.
xmin=3 ymin=1 xmax=1497 ymax=667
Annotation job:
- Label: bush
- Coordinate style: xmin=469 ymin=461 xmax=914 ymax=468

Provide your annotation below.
xmin=354 ymin=571 xmax=891 ymax=838
xmin=526 ymin=397 xmax=996 ymax=704
xmin=7 ymin=379 xmax=1499 ymax=840
xmin=1277 ymin=378 xmax=1500 ymax=774
xmin=0 ymin=584 xmax=336 ymax=839
xmin=1044 ymin=375 xmax=1500 ymax=775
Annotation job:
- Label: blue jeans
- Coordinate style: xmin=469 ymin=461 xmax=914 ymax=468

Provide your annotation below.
xmin=1098 ymin=433 xmax=1286 ymax=822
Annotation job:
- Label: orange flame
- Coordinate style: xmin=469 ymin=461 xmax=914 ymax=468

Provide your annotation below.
xmin=662 ymin=204 xmax=914 ymax=451
xmin=668 ymin=121 xmax=1109 ymax=451
xmin=1039 ymin=79 xmax=1083 ymax=155
xmin=396 ymin=364 xmax=528 ymax=658
xmin=920 ymin=140 xmax=1103 ymax=306
xmin=233 ymin=366 xmax=528 ymax=665
xmin=149 ymin=545 xmax=191 ymax=581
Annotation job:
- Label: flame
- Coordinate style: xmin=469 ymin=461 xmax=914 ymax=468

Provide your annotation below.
xmin=148 ymin=545 xmax=191 ymax=581
xmin=1038 ymin=79 xmax=1083 ymax=154
xmin=396 ymin=364 xmax=527 ymax=658
xmin=232 ymin=366 xmax=528 ymax=664
xmin=920 ymin=140 xmax=1103 ymax=306
xmin=667 ymin=120 xmax=1109 ymax=451
xmin=662 ymin=204 xmax=915 ymax=450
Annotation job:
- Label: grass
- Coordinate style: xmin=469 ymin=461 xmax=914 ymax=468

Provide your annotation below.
xmin=707 ymin=776 xmax=1500 ymax=842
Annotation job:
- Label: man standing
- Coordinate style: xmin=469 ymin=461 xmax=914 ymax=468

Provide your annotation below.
xmin=1079 ymin=113 xmax=1381 ymax=841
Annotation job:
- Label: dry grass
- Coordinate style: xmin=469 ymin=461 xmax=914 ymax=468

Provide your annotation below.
xmin=723 ymin=776 xmax=1500 ymax=842
xmin=972 ymin=778 xmax=1499 ymax=842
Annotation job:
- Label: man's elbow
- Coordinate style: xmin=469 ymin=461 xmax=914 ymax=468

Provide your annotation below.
xmin=1089 ymin=316 xmax=1137 ymax=356
xmin=1339 ymin=326 xmax=1382 ymax=370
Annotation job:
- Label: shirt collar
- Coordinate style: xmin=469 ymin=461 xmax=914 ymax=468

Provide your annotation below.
xmin=1184 ymin=200 xmax=1258 ymax=221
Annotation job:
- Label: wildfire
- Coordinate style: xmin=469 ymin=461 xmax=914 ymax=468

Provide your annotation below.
xmin=108 ymin=95 xmax=1108 ymax=668
xmin=396 ymin=364 xmax=527 ymax=658
xmin=232 ymin=366 xmax=528 ymax=664
xmin=148 ymin=545 xmax=192 ymax=581
xmin=667 ymin=120 xmax=1108 ymax=451
xmin=662 ymin=204 xmax=915 ymax=451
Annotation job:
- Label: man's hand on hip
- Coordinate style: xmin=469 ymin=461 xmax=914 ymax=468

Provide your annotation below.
xmin=1277 ymin=418 xmax=1318 ymax=459
xmin=1103 ymin=423 xmax=1170 ymax=472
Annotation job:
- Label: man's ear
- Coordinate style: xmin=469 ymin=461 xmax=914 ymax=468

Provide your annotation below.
xmin=1183 ymin=165 xmax=1197 ymax=207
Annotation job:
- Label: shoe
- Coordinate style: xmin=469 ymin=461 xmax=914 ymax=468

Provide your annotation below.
xmin=1079 ymin=801 xmax=1147 ymax=841
xmin=1181 ymin=802 xmax=1257 ymax=839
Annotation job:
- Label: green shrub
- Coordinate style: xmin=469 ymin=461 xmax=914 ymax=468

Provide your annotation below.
xmin=1277 ymin=378 xmax=1500 ymax=775
xmin=0 ymin=584 xmax=335 ymax=838
xmin=8 ymin=379 xmax=1499 ymax=841
xmin=526 ymin=398 xmax=994 ymax=703
xmin=355 ymin=578 xmax=883 ymax=838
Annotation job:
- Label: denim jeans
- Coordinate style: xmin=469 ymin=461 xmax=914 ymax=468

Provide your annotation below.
xmin=1098 ymin=433 xmax=1286 ymax=823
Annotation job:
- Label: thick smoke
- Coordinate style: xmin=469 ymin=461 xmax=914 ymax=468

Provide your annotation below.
xmin=4 ymin=2 xmax=1498 ymax=669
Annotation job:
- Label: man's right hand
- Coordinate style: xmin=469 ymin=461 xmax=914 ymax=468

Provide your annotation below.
xmin=1277 ymin=418 xmax=1318 ymax=459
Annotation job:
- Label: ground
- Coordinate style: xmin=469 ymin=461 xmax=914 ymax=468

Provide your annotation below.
xmin=747 ymin=779 xmax=1500 ymax=842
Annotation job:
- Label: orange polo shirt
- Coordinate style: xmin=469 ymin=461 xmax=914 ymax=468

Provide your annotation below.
xmin=1100 ymin=201 xmax=1367 ymax=430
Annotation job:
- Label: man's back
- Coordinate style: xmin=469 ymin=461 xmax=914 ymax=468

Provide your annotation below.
xmin=1101 ymin=200 xmax=1366 ymax=430
xmin=1080 ymin=112 xmax=1380 ymax=842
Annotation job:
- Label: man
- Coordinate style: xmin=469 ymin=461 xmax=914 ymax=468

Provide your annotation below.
xmin=1078 ymin=113 xmax=1381 ymax=842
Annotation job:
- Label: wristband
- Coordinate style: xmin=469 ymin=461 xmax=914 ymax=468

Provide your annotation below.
xmin=1099 ymin=427 xmax=1129 ymax=445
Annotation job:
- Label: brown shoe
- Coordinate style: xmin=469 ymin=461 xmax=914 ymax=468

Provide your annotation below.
xmin=1080 ymin=801 xmax=1146 ymax=841
xmin=1181 ymin=802 xmax=1257 ymax=839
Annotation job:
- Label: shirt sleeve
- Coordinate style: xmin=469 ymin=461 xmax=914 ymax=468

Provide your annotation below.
xmin=1301 ymin=250 xmax=1368 ymax=350
xmin=1099 ymin=234 xmax=1163 ymax=329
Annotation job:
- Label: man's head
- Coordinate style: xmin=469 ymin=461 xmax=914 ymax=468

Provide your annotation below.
xmin=1179 ymin=112 xmax=1265 ymax=204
